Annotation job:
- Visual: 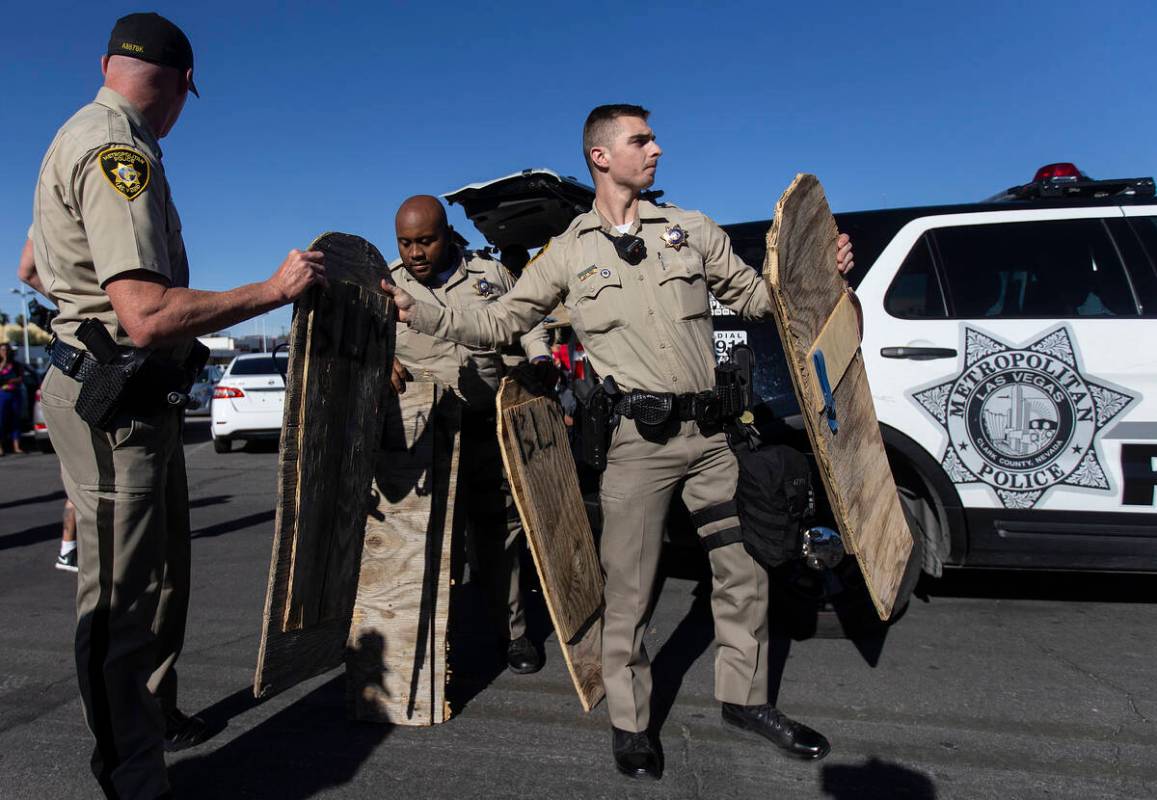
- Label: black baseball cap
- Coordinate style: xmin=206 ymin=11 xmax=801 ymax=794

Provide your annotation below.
xmin=107 ymin=12 xmax=199 ymax=97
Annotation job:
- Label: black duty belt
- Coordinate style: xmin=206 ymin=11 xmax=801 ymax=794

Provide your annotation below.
xmin=614 ymin=385 xmax=742 ymax=427
xmin=48 ymin=338 xmax=101 ymax=383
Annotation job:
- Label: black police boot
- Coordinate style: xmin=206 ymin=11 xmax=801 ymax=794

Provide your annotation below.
xmin=611 ymin=727 xmax=662 ymax=780
xmin=163 ymin=708 xmax=211 ymax=752
xmin=506 ymin=635 xmax=543 ymax=674
xmin=721 ymin=702 xmax=831 ymax=760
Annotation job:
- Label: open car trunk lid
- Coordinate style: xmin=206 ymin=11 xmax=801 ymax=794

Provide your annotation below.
xmin=443 ymin=168 xmax=595 ymax=250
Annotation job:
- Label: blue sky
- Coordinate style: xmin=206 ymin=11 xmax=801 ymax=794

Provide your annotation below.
xmin=4 ymin=0 xmax=1155 ymax=336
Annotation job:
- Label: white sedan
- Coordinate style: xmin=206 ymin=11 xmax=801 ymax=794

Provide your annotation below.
xmin=210 ymin=353 xmax=288 ymax=453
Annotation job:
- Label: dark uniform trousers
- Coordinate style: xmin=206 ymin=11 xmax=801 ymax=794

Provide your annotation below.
xmin=458 ymin=408 xmax=526 ymax=641
xmin=599 ymin=418 xmax=770 ymax=733
xmin=40 ymin=367 xmax=190 ymax=800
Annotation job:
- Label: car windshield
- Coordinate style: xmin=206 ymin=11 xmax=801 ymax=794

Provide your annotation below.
xmin=228 ymin=355 xmax=288 ymax=376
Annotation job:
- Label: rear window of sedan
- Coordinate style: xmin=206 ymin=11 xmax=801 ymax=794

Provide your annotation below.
xmin=228 ymin=355 xmax=288 ymax=376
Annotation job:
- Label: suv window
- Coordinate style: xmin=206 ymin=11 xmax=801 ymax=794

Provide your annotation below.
xmin=887 ymin=219 xmax=1139 ymax=319
xmin=1121 ymin=216 xmax=1157 ymax=314
xmin=884 ymin=237 xmax=945 ymax=318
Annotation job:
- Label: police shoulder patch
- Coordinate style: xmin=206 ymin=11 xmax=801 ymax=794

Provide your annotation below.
xmin=97 ymin=146 xmax=151 ymax=201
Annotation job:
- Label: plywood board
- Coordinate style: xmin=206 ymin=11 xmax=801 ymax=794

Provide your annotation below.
xmin=346 ymin=383 xmax=460 ymax=726
xmin=764 ymin=175 xmax=913 ymax=620
xmin=254 ymin=232 xmax=395 ymax=698
xmin=496 ymin=374 xmax=604 ymax=711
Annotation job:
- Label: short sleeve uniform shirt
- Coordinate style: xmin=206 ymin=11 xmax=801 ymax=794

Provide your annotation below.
xmin=31 ymin=87 xmax=190 ymax=355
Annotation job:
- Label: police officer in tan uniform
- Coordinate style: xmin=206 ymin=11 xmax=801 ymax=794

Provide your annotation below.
xmin=384 ymin=105 xmax=853 ymax=780
xmin=389 ymin=195 xmax=552 ymax=673
xmin=30 ymin=14 xmax=325 ymax=799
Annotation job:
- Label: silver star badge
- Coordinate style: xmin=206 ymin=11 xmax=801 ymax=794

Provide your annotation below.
xmin=661 ymin=224 xmax=688 ymax=251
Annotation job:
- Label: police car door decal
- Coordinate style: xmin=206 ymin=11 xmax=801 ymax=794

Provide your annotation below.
xmin=912 ymin=326 xmax=1136 ymax=509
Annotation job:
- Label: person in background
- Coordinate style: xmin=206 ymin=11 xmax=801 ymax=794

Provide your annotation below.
xmin=19 ymin=233 xmax=80 ymax=574
xmin=56 ymin=498 xmax=79 ymax=572
xmin=389 ymin=195 xmax=552 ymax=674
xmin=0 ymin=342 xmax=27 ymax=454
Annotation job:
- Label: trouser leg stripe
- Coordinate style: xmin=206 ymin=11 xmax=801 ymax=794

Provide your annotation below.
xmin=82 ymin=427 xmax=119 ymax=788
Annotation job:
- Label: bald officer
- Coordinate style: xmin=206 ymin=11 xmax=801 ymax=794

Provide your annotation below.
xmin=384 ymin=105 xmax=853 ymax=780
xmin=390 ymin=195 xmax=551 ymax=674
xmin=31 ymin=14 xmax=324 ymax=799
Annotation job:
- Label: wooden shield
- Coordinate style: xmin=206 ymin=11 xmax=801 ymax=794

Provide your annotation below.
xmin=496 ymin=375 xmax=604 ymax=711
xmin=764 ymin=175 xmax=913 ymax=620
xmin=254 ymin=232 xmax=395 ymax=698
xmin=346 ymin=382 xmax=460 ymax=725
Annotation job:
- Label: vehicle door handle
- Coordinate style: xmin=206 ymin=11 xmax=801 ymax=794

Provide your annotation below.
xmin=880 ymin=347 xmax=958 ymax=360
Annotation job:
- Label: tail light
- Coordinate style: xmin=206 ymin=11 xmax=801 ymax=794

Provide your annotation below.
xmin=213 ymin=386 xmax=245 ymax=399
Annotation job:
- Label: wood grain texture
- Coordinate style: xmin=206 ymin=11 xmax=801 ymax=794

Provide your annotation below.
xmin=346 ymin=383 xmax=460 ymax=726
xmin=496 ymin=376 xmax=605 ymax=711
xmin=764 ymin=175 xmax=913 ymax=620
xmin=254 ymin=232 xmax=395 ymax=699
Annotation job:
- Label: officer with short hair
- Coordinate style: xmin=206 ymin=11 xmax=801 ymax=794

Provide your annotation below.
xmin=389 ymin=195 xmax=552 ymax=673
xmin=30 ymin=13 xmax=325 ymax=798
xmin=384 ymin=104 xmax=853 ymax=780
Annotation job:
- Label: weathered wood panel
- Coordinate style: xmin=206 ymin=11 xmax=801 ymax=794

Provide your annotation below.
xmin=805 ymin=292 xmax=860 ymax=415
xmin=764 ymin=175 xmax=913 ymax=620
xmin=254 ymin=232 xmax=394 ymax=699
xmin=346 ymin=383 xmax=460 ymax=726
xmin=496 ymin=375 xmax=605 ymax=711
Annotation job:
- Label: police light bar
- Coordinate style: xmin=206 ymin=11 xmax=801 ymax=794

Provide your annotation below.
xmin=1032 ymin=163 xmax=1088 ymax=183
xmin=988 ymin=165 xmax=1155 ymax=202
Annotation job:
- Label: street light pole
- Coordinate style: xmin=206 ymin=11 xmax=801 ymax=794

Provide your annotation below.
xmin=8 ymin=286 xmax=29 ymax=364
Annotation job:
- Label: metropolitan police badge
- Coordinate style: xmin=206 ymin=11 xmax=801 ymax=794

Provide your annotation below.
xmin=911 ymin=326 xmax=1136 ymax=509
xmin=661 ymin=224 xmax=688 ymax=251
xmin=98 ymin=146 xmax=151 ymax=201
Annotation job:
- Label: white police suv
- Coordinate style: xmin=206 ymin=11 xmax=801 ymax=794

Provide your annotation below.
xmin=719 ymin=164 xmax=1157 ymax=577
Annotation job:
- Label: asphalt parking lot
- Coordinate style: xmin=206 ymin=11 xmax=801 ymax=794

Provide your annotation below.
xmin=1 ymin=419 xmax=1155 ymax=800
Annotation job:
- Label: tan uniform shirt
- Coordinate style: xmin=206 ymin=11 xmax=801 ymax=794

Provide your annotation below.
xmin=31 ymin=87 xmax=191 ymax=354
xmin=393 ymin=248 xmax=551 ymax=408
xmin=408 ymin=200 xmax=772 ymax=394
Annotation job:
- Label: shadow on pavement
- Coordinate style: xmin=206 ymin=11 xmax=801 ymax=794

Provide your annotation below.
xmin=191 ymin=510 xmax=275 ymax=540
xmin=0 ymin=489 xmax=66 ymax=510
xmin=921 ymin=569 xmax=1157 ymax=604
xmin=821 ymin=756 xmax=937 ymax=799
xmin=171 ymin=678 xmax=393 ymax=798
xmin=189 ymin=495 xmax=233 ymax=509
xmin=650 ymin=576 xmax=713 ymax=736
xmin=445 ymin=579 xmax=508 ymax=716
xmin=0 ymin=522 xmax=60 ymax=551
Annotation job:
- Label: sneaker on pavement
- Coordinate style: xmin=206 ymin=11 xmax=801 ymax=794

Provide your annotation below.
xmin=55 ymin=550 xmax=78 ymax=573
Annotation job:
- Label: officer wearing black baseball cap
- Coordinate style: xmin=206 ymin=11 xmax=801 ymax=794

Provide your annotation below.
xmin=107 ymin=12 xmax=200 ymax=97
xmin=28 ymin=9 xmax=327 ymax=799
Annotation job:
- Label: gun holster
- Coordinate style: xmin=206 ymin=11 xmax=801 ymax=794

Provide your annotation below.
xmin=69 ymin=319 xmax=210 ymax=431
xmin=573 ymin=372 xmax=618 ymax=472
